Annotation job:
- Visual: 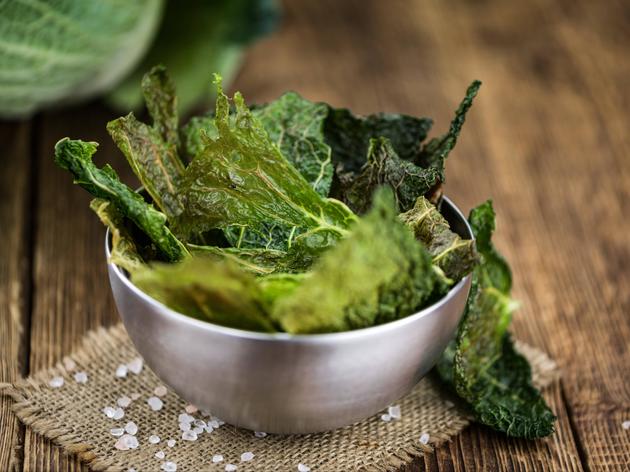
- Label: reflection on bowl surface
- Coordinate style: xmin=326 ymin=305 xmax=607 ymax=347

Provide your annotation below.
xmin=107 ymin=196 xmax=472 ymax=434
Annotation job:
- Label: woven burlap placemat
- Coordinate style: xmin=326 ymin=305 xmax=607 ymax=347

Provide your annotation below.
xmin=0 ymin=324 xmax=558 ymax=472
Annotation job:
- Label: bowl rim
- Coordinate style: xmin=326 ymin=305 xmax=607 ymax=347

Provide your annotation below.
xmin=106 ymin=196 xmax=473 ymax=343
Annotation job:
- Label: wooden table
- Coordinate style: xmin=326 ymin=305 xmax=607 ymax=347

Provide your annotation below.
xmin=1 ymin=0 xmax=628 ymax=470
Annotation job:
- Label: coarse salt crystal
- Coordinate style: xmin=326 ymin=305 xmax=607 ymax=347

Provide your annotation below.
xmin=182 ymin=430 xmax=198 ymax=441
xmin=208 ymin=419 xmax=220 ymax=429
xmin=297 ymin=464 xmax=311 ymax=472
xmin=149 ymin=435 xmax=161 ymax=444
xmin=212 ymin=454 xmax=224 ymax=463
xmin=380 ymin=413 xmax=392 ymax=422
xmin=204 ymin=425 xmax=214 ymax=434
xmin=161 ymin=462 xmax=177 ymax=472
xmin=49 ymin=376 xmax=64 ymax=388
xmin=254 ymin=431 xmax=267 ymax=438
xmin=117 ymin=396 xmax=132 ymax=408
xmin=179 ymin=422 xmax=191 ymax=432
xmin=127 ymin=468 xmax=137 ymax=472
xmin=193 ymin=419 xmax=206 ymax=428
xmin=154 ymin=385 xmax=168 ymax=397
xmin=147 ymin=396 xmax=164 ymax=411
xmin=167 ymin=439 xmax=176 ymax=448
xmin=240 ymin=451 xmax=254 ymax=462
xmin=103 ymin=406 xmax=116 ymax=418
xmin=124 ymin=421 xmax=138 ymax=435
xmin=113 ymin=407 xmax=125 ymax=420
xmin=419 ymin=433 xmax=430 ymax=445
xmin=110 ymin=428 xmax=125 ymax=437
xmin=178 ymin=413 xmax=194 ymax=424
xmin=130 ymin=392 xmax=141 ymax=400
xmin=185 ymin=404 xmax=198 ymax=414
xmin=115 ymin=364 xmax=128 ymax=378
xmin=225 ymin=465 xmax=237 ymax=472
xmin=127 ymin=357 xmax=143 ymax=375
xmin=192 ymin=426 xmax=204 ymax=435
xmin=115 ymin=434 xmax=139 ymax=451
xmin=622 ymin=420 xmax=630 ymax=430
xmin=63 ymin=358 xmax=76 ymax=371
xmin=388 ymin=405 xmax=401 ymax=419
xmin=155 ymin=450 xmax=165 ymax=459
xmin=74 ymin=371 xmax=88 ymax=384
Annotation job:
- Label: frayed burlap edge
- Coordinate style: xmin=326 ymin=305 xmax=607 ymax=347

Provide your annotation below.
xmin=0 ymin=324 xmax=559 ymax=472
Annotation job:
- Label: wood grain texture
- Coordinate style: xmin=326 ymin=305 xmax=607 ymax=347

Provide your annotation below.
xmin=7 ymin=0 xmax=630 ymax=470
xmin=23 ymin=104 xmax=133 ymax=472
xmin=0 ymin=122 xmax=32 ymax=471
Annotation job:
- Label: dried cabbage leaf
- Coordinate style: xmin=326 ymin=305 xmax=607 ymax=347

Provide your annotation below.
xmin=439 ymin=201 xmax=555 ymax=438
xmin=343 ymin=137 xmax=442 ymax=214
xmin=107 ymin=66 xmax=185 ymax=219
xmin=54 ymin=138 xmax=188 ymax=261
xmin=90 ymin=198 xmax=144 ymax=273
xmin=132 ymin=257 xmax=276 ymax=332
xmin=400 ymin=196 xmax=477 ymax=281
xmin=271 ymin=188 xmax=439 ymax=334
xmin=176 ymin=76 xmax=356 ymax=252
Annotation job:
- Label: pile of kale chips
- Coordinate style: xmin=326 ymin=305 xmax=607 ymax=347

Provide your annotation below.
xmin=55 ymin=66 xmax=555 ymax=438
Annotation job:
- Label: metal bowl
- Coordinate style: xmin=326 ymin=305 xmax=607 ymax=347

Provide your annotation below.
xmin=107 ymin=196 xmax=472 ymax=434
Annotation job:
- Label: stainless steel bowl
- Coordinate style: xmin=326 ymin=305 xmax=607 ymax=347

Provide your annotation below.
xmin=107 ymin=196 xmax=472 ymax=434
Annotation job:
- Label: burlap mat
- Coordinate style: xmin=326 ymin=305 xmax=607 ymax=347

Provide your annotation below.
xmin=0 ymin=324 xmax=558 ymax=472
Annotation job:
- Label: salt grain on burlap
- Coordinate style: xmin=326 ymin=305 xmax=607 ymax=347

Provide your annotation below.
xmin=74 ymin=372 xmax=88 ymax=384
xmin=149 ymin=435 xmax=161 ymax=444
xmin=254 ymin=431 xmax=267 ymax=438
xmin=63 ymin=358 xmax=77 ymax=371
xmin=110 ymin=428 xmax=124 ymax=437
xmin=178 ymin=413 xmax=194 ymax=424
xmin=179 ymin=422 xmax=191 ymax=432
xmin=622 ymin=420 xmax=630 ymax=430
xmin=124 ymin=421 xmax=138 ymax=435
xmin=115 ymin=364 xmax=128 ymax=378
xmin=298 ymin=464 xmax=311 ymax=472
xmin=147 ymin=396 xmax=164 ymax=411
xmin=212 ymin=454 xmax=224 ymax=463
xmin=225 ymin=464 xmax=237 ymax=471
xmin=155 ymin=450 xmax=165 ymax=459
xmin=419 ymin=433 xmax=430 ymax=445
xmin=380 ymin=414 xmax=392 ymax=422
xmin=167 ymin=439 xmax=176 ymax=448
xmin=115 ymin=434 xmax=139 ymax=451
xmin=241 ymin=451 xmax=255 ymax=462
xmin=49 ymin=377 xmax=64 ymax=388
xmin=161 ymin=461 xmax=177 ymax=471
xmin=127 ymin=357 xmax=143 ymax=375
xmin=185 ymin=404 xmax=198 ymax=414
xmin=117 ymin=396 xmax=132 ymax=408
xmin=154 ymin=385 xmax=168 ymax=397
xmin=112 ymin=407 xmax=125 ymax=420
xmin=182 ymin=430 xmax=198 ymax=441
xmin=388 ymin=405 xmax=401 ymax=419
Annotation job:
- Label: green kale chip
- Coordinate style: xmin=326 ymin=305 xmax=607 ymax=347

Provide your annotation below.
xmin=54 ymin=138 xmax=188 ymax=262
xmin=271 ymin=188 xmax=440 ymax=333
xmin=90 ymin=198 xmax=144 ymax=273
xmin=342 ymin=137 xmax=442 ymax=214
xmin=328 ymin=81 xmax=481 ymax=211
xmin=183 ymin=92 xmax=332 ymax=197
xmin=175 ymin=76 xmax=356 ymax=252
xmin=132 ymin=257 xmax=276 ymax=332
xmin=107 ymin=66 xmax=185 ymax=220
xmin=400 ymin=196 xmax=477 ymax=281
xmin=439 ymin=201 xmax=555 ymax=438
xmin=324 ymin=108 xmax=433 ymax=175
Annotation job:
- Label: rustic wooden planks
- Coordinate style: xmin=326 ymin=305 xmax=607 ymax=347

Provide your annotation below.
xmin=0 ymin=121 xmax=32 ymax=471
